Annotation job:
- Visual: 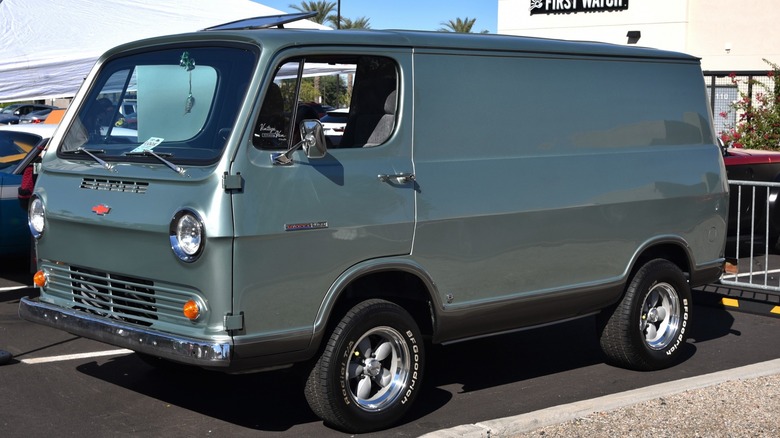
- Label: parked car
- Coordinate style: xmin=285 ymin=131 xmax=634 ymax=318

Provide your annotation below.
xmin=43 ymin=108 xmax=67 ymax=125
xmin=0 ymin=124 xmax=56 ymax=257
xmin=320 ymin=108 xmax=348 ymax=146
xmin=0 ymin=104 xmax=59 ymax=125
xmin=722 ymin=145 xmax=780 ymax=251
xmin=19 ymin=107 xmax=62 ymax=124
xmin=300 ymin=101 xmax=334 ymax=118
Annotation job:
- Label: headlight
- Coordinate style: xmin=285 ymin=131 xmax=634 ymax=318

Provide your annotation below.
xmin=170 ymin=209 xmax=204 ymax=262
xmin=28 ymin=196 xmax=45 ymax=239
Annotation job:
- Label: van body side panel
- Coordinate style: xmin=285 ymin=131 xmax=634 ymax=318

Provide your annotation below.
xmin=410 ymin=51 xmax=727 ymax=340
xmin=229 ymin=49 xmax=415 ymax=358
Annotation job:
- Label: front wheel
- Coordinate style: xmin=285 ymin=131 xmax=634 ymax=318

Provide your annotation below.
xmin=305 ymin=299 xmax=424 ymax=433
xmin=598 ymin=259 xmax=691 ymax=371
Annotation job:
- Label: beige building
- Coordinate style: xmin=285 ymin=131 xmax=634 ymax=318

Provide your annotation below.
xmin=498 ymin=0 xmax=780 ymax=72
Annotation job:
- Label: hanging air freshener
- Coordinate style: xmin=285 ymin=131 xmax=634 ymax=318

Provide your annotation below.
xmin=179 ymin=52 xmax=196 ymax=114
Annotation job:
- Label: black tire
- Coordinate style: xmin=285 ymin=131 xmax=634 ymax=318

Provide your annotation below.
xmin=598 ymin=259 xmax=691 ymax=371
xmin=304 ymin=299 xmax=424 ymax=433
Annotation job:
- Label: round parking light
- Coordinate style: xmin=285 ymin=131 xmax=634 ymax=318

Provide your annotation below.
xmin=183 ymin=299 xmax=201 ymax=321
xmin=33 ymin=270 xmax=47 ymax=288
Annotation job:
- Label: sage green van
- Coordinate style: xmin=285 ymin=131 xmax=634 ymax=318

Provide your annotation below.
xmin=20 ymin=13 xmax=728 ymax=433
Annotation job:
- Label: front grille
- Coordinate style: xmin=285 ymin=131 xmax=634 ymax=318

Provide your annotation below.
xmin=71 ymin=267 xmax=157 ymax=326
xmin=43 ymin=263 xmax=198 ymax=327
xmin=80 ymin=178 xmax=148 ymax=194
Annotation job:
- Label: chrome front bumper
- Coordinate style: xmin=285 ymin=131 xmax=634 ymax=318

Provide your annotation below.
xmin=19 ymin=297 xmax=231 ymax=367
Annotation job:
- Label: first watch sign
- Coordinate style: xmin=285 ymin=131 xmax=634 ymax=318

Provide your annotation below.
xmin=530 ymin=0 xmax=629 ymax=15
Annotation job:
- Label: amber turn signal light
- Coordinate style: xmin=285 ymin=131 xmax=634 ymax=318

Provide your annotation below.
xmin=183 ymin=299 xmax=200 ymax=321
xmin=33 ymin=271 xmax=47 ymax=288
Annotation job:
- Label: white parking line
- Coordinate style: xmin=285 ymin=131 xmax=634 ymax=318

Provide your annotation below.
xmin=0 ymin=285 xmax=31 ymax=292
xmin=21 ymin=349 xmax=133 ymax=364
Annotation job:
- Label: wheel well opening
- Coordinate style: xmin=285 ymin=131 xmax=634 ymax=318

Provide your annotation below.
xmin=632 ymin=243 xmax=690 ymax=280
xmin=329 ymin=271 xmax=434 ymax=339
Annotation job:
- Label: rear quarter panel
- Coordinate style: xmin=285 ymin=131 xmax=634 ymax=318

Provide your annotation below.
xmin=410 ymin=50 xmax=728 ymax=339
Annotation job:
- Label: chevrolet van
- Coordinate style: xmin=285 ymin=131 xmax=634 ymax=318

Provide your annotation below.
xmin=20 ymin=13 xmax=728 ymax=432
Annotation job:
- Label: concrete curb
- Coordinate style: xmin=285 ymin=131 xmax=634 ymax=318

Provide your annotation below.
xmin=422 ymin=358 xmax=780 ymax=437
xmin=697 ymin=284 xmax=780 ymax=318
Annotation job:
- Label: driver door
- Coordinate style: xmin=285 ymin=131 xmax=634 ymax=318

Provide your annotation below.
xmin=230 ymin=50 xmax=415 ymax=352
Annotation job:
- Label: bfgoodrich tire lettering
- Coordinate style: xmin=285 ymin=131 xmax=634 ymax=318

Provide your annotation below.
xmin=598 ymin=259 xmax=691 ymax=371
xmin=304 ymin=299 xmax=424 ymax=433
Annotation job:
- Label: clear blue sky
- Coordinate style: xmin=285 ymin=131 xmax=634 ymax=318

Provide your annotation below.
xmin=252 ymin=0 xmax=497 ymax=33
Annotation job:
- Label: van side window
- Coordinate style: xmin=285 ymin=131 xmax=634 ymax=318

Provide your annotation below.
xmin=253 ymin=55 xmax=398 ymax=150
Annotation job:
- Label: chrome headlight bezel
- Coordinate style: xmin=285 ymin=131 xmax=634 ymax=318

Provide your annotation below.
xmin=28 ymin=195 xmax=45 ymax=239
xmin=169 ymin=209 xmax=205 ymax=263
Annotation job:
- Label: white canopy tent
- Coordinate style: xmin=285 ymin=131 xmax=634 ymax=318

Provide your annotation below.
xmin=0 ymin=0 xmax=327 ymax=103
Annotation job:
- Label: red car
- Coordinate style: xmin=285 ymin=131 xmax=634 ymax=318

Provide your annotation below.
xmin=722 ymin=146 xmax=780 ymax=250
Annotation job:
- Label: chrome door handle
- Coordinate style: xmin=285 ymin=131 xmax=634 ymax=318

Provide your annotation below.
xmin=378 ymin=173 xmax=415 ymax=184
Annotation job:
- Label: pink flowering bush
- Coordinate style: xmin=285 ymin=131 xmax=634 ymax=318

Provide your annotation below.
xmin=719 ymin=59 xmax=780 ymax=150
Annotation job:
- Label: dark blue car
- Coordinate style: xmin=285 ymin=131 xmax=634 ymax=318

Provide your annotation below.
xmin=0 ymin=124 xmax=54 ymax=256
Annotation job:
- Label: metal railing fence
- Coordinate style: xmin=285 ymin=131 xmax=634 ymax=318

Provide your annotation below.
xmin=720 ymin=180 xmax=780 ymax=292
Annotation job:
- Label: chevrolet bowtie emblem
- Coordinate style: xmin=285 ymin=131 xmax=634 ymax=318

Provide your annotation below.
xmin=92 ymin=204 xmax=111 ymax=216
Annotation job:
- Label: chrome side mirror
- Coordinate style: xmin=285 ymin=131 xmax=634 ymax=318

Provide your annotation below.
xmin=301 ymin=119 xmax=327 ymax=159
xmin=272 ymin=119 xmax=328 ymax=166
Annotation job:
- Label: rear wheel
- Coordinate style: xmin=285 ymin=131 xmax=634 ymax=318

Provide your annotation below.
xmin=598 ymin=259 xmax=691 ymax=370
xmin=305 ymin=299 xmax=424 ymax=433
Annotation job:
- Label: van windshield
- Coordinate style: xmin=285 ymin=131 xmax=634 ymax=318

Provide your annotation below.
xmin=58 ymin=45 xmax=256 ymax=164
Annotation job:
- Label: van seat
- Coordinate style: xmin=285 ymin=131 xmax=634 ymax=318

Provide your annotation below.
xmin=362 ymin=90 xmax=397 ymax=147
xmin=340 ymin=57 xmax=397 ymax=148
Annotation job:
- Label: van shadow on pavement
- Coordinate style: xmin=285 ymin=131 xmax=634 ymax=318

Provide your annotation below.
xmin=72 ymin=292 xmax=739 ymax=434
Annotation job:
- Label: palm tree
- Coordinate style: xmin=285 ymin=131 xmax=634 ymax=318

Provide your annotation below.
xmin=289 ymin=1 xmax=336 ymax=24
xmin=439 ymin=17 xmax=477 ymax=33
xmin=329 ymin=16 xmax=371 ymax=29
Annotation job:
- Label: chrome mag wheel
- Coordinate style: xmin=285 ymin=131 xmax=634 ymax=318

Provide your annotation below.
xmin=346 ymin=326 xmax=411 ymax=411
xmin=640 ymin=282 xmax=680 ymax=350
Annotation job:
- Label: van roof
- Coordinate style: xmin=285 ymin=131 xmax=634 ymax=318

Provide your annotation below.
xmin=106 ymin=24 xmax=698 ymax=63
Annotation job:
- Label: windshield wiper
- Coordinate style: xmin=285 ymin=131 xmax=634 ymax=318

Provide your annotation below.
xmin=126 ymin=149 xmax=187 ymax=176
xmin=69 ymin=147 xmax=115 ymax=172
xmin=62 ymin=148 xmax=105 ymax=154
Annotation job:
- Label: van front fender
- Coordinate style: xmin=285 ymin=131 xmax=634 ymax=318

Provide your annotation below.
xmin=312 ymin=257 xmax=442 ymax=341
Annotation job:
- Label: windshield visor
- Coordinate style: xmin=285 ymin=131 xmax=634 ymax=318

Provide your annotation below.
xmin=58 ymin=45 xmax=257 ymax=164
